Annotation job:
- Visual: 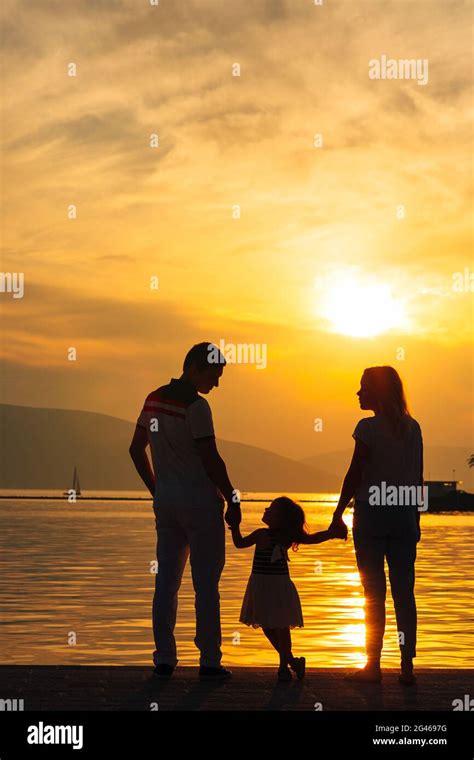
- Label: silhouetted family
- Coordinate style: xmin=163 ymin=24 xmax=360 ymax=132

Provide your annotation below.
xmin=129 ymin=343 xmax=422 ymax=685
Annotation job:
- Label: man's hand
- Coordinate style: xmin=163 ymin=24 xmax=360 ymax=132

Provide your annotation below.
xmin=225 ymin=503 xmax=242 ymax=527
xmin=329 ymin=516 xmax=348 ymax=540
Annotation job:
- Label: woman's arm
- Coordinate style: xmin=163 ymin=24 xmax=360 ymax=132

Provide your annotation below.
xmin=332 ymin=438 xmax=369 ymax=522
xmin=230 ymin=527 xmax=265 ymax=549
xmin=417 ymin=433 xmax=423 ymax=540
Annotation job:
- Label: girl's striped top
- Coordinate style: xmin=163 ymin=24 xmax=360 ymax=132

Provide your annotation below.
xmin=251 ymin=530 xmax=290 ymax=576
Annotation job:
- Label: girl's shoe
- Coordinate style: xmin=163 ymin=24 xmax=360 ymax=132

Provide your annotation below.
xmin=290 ymin=656 xmax=306 ymax=680
xmin=277 ymin=666 xmax=292 ymax=682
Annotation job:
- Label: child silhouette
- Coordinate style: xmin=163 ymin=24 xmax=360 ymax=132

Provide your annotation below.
xmin=230 ymin=496 xmax=345 ymax=681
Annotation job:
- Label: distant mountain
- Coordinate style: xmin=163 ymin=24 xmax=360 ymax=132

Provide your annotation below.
xmin=0 ymin=404 xmax=339 ymax=492
xmin=217 ymin=439 xmax=339 ymax=492
xmin=302 ymin=446 xmax=474 ymax=491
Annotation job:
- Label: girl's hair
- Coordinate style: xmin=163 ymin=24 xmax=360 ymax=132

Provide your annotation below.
xmin=270 ymin=496 xmax=309 ymax=551
xmin=362 ymin=365 xmax=412 ymax=435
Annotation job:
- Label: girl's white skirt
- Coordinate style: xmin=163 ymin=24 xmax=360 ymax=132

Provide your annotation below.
xmin=239 ymin=573 xmax=304 ymax=629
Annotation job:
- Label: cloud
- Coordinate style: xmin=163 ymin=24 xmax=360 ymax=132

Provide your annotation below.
xmin=1 ymin=0 xmax=472 ymax=451
xmin=0 ymin=280 xmax=197 ymax=349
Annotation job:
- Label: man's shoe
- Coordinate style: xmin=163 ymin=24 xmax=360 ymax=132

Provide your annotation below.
xmin=199 ymin=666 xmax=232 ymax=681
xmin=153 ymin=664 xmax=175 ymax=679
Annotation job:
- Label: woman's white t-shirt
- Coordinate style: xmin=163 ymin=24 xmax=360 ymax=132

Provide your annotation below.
xmin=352 ymin=415 xmax=423 ymax=502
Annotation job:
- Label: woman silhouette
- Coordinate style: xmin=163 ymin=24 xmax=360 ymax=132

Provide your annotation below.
xmin=329 ymin=367 xmax=423 ymax=685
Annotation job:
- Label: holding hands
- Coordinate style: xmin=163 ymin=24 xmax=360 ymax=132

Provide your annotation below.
xmin=225 ymin=501 xmax=242 ymax=528
xmin=328 ymin=516 xmax=348 ymax=540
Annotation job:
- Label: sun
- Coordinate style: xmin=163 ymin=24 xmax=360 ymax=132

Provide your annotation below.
xmin=318 ymin=273 xmax=408 ymax=338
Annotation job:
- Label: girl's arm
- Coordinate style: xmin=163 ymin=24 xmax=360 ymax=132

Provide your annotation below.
xmin=298 ymin=529 xmax=335 ymax=545
xmin=332 ymin=438 xmax=369 ymax=523
xmin=230 ymin=526 xmax=266 ymax=549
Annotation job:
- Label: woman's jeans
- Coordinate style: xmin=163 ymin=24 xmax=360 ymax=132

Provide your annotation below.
xmin=353 ymin=502 xmax=418 ymax=661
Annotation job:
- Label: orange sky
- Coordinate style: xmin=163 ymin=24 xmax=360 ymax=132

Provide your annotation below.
xmin=1 ymin=0 xmax=473 ymax=460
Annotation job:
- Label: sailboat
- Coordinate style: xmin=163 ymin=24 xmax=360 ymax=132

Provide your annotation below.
xmin=64 ymin=466 xmax=82 ymax=497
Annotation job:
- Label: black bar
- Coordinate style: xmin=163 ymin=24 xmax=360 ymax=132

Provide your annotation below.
xmin=1 ymin=710 xmax=473 ymax=758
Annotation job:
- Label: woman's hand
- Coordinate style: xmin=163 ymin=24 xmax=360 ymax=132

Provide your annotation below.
xmin=329 ymin=516 xmax=348 ymax=540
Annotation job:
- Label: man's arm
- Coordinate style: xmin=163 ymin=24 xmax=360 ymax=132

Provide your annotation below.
xmin=195 ymin=437 xmax=241 ymax=521
xmin=129 ymin=424 xmax=155 ymax=497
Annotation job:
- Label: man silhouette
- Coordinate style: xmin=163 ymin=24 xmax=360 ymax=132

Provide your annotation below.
xmin=129 ymin=342 xmax=241 ymax=680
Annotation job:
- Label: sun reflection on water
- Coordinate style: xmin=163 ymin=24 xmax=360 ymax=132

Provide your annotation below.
xmin=0 ymin=495 xmax=473 ymax=668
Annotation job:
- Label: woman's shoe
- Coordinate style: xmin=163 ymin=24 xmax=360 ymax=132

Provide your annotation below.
xmin=277 ymin=666 xmax=292 ymax=682
xmin=344 ymin=665 xmax=382 ymax=683
xmin=290 ymin=656 xmax=306 ymax=680
xmin=153 ymin=664 xmax=175 ymax=679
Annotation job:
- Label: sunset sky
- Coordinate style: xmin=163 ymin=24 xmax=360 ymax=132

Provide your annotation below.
xmin=1 ymin=0 xmax=472 ymax=460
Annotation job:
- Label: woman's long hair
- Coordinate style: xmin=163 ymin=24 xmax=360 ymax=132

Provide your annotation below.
xmin=270 ymin=496 xmax=309 ymax=551
xmin=362 ymin=365 xmax=412 ymax=435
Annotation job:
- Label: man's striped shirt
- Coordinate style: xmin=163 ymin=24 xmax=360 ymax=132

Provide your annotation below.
xmin=137 ymin=377 xmax=218 ymax=491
